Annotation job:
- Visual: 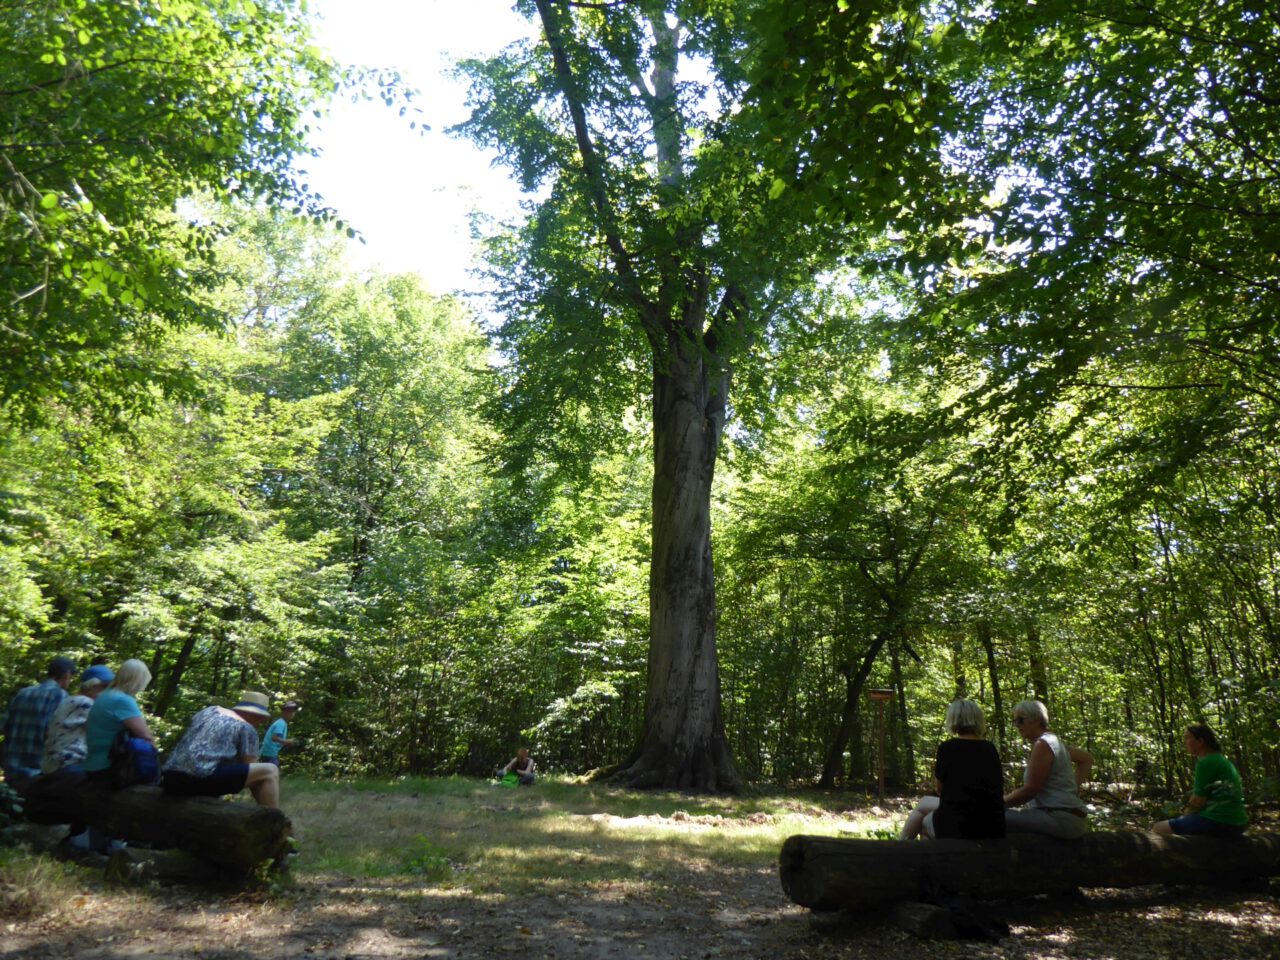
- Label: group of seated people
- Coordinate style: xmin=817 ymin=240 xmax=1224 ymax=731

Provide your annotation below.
xmin=2 ymin=656 xmax=298 ymax=827
xmin=6 ymin=658 xmax=1249 ymax=846
xmin=901 ymin=698 xmax=1248 ymax=841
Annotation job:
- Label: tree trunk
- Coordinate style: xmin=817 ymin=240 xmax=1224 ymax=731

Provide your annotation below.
xmin=152 ymin=618 xmax=204 ymax=719
xmin=976 ymin=622 xmax=1006 ymax=753
xmin=891 ymin=643 xmax=914 ymax=786
xmin=951 ymin=633 xmax=967 ymax=699
xmin=780 ymin=832 xmax=1280 ymax=911
xmin=1027 ymin=625 xmax=1049 ymax=703
xmin=621 ymin=345 xmax=739 ymax=791
xmin=104 ymin=847 xmax=233 ymax=885
xmin=819 ymin=629 xmax=891 ymax=788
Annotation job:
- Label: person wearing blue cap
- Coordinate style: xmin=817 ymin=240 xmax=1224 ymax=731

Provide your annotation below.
xmin=41 ymin=664 xmax=114 ymax=774
xmin=2 ymin=655 xmax=75 ymax=780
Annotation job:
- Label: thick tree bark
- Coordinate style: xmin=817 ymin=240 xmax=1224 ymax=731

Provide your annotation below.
xmin=103 ymin=847 xmax=232 ymax=885
xmin=533 ymin=3 xmax=744 ymax=790
xmin=780 ymin=832 xmax=1280 ymax=911
xmin=621 ymin=345 xmax=739 ymax=791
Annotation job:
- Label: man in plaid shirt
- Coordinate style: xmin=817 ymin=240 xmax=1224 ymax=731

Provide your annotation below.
xmin=2 ymin=656 xmax=75 ymax=781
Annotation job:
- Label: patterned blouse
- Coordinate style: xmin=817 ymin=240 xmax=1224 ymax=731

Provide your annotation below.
xmin=162 ymin=706 xmax=260 ymax=777
xmin=41 ymin=693 xmax=94 ymax=773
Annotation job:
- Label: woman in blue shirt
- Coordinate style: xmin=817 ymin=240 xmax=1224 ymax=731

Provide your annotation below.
xmin=84 ymin=659 xmax=155 ymax=785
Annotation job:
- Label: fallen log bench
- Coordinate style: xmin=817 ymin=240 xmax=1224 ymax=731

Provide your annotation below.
xmin=16 ymin=773 xmax=291 ymax=876
xmin=780 ymin=832 xmax=1280 ymax=911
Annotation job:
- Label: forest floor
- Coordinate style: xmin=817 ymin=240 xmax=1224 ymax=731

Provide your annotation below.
xmin=2 ymin=777 xmax=1277 ymax=960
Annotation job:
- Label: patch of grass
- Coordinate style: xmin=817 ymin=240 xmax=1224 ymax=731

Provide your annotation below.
xmin=0 ymin=847 xmax=87 ymax=921
xmin=280 ymin=775 xmax=897 ymax=899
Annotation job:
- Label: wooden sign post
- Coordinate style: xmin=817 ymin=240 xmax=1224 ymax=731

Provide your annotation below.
xmin=867 ymin=687 xmax=895 ymax=802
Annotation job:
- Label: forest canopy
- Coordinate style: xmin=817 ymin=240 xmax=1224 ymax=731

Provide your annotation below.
xmin=0 ymin=0 xmax=1276 ymax=800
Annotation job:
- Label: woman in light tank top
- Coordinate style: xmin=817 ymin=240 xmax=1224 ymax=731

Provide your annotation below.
xmin=1003 ymin=699 xmax=1093 ymax=839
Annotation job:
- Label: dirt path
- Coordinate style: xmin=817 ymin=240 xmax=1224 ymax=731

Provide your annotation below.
xmin=4 ymin=853 xmax=1277 ymax=959
xmin=5 ymin=786 xmax=1278 ymax=958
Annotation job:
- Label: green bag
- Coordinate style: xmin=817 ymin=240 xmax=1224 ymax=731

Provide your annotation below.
xmin=498 ymin=773 xmax=519 ymax=788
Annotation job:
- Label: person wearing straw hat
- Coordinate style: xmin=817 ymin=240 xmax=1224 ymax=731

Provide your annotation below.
xmin=160 ymin=691 xmax=280 ymax=808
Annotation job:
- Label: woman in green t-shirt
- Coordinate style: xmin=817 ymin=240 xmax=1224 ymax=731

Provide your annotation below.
xmin=1153 ymin=724 xmax=1246 ymax=838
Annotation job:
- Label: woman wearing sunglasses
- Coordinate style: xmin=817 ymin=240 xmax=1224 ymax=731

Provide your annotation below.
xmin=1003 ymin=699 xmax=1092 ymax=839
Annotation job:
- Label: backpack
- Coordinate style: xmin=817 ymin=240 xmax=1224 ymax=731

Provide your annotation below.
xmin=109 ymin=729 xmax=161 ymax=789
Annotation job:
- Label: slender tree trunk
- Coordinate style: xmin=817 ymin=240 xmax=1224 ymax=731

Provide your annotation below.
xmin=1027 ymin=626 xmax=1049 ymax=702
xmin=976 ymin=621 xmax=1006 ymax=752
xmin=819 ymin=629 xmax=891 ymax=788
xmin=890 ymin=643 xmax=913 ymax=786
xmin=621 ymin=346 xmax=739 ymax=791
xmin=951 ymin=633 xmax=967 ymax=699
xmin=152 ymin=619 xmax=205 ymax=719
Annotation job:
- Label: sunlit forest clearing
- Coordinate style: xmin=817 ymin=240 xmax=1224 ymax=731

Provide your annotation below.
xmin=5 ymin=778 xmax=1279 ymax=958
xmin=3 ymin=0 xmax=1279 ymax=954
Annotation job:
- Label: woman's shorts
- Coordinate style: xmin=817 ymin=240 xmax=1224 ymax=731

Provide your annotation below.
xmin=1168 ymin=813 xmax=1245 ymax=838
xmin=161 ymin=764 xmax=250 ymax=797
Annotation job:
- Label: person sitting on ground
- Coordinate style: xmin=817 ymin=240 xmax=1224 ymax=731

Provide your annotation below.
xmin=2 ymin=656 xmax=75 ymax=781
xmin=42 ymin=664 xmax=114 ymax=774
xmin=1152 ymin=723 xmax=1246 ymax=839
xmin=259 ymin=700 xmax=299 ymax=768
xmin=161 ymin=691 xmax=280 ymax=808
xmin=496 ymin=747 xmax=537 ymax=785
xmin=83 ymin=659 xmax=157 ymax=787
xmin=901 ymin=698 xmax=1005 ymax=840
xmin=1003 ymin=699 xmax=1092 ymax=840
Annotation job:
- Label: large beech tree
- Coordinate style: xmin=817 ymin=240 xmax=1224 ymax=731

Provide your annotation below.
xmin=455 ymin=0 xmax=947 ymax=789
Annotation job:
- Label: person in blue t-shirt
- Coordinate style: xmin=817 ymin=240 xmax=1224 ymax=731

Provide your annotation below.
xmin=84 ymin=659 xmax=155 ymax=785
xmin=259 ymin=701 xmax=299 ymax=767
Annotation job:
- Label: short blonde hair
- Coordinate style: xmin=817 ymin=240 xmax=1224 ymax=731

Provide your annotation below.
xmin=110 ymin=659 xmax=152 ymax=697
xmin=945 ymin=699 xmax=986 ymax=736
xmin=1013 ymin=699 xmax=1049 ymax=727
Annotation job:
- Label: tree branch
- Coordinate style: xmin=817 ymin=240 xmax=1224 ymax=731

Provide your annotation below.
xmin=532 ymin=0 xmax=658 ymax=339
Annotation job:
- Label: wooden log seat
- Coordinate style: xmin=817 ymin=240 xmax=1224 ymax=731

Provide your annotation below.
xmin=15 ymin=771 xmax=291 ymax=875
xmin=779 ymin=832 xmax=1280 ymax=911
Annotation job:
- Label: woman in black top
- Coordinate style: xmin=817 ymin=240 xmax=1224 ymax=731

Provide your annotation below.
xmin=900 ymin=698 xmax=1005 ymax=840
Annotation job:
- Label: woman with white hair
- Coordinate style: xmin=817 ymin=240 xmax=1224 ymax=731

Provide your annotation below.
xmin=901 ymin=699 xmax=1005 ymax=840
xmin=1003 ymin=699 xmax=1092 ymax=839
xmin=83 ymin=659 xmax=156 ymax=785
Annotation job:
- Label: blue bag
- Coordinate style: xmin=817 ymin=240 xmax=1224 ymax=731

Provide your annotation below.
xmin=109 ymin=729 xmax=161 ymax=789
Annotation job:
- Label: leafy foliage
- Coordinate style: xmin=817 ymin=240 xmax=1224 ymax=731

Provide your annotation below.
xmin=1 ymin=0 xmax=1277 ymax=804
xmin=0 ymin=0 xmax=338 ymax=423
